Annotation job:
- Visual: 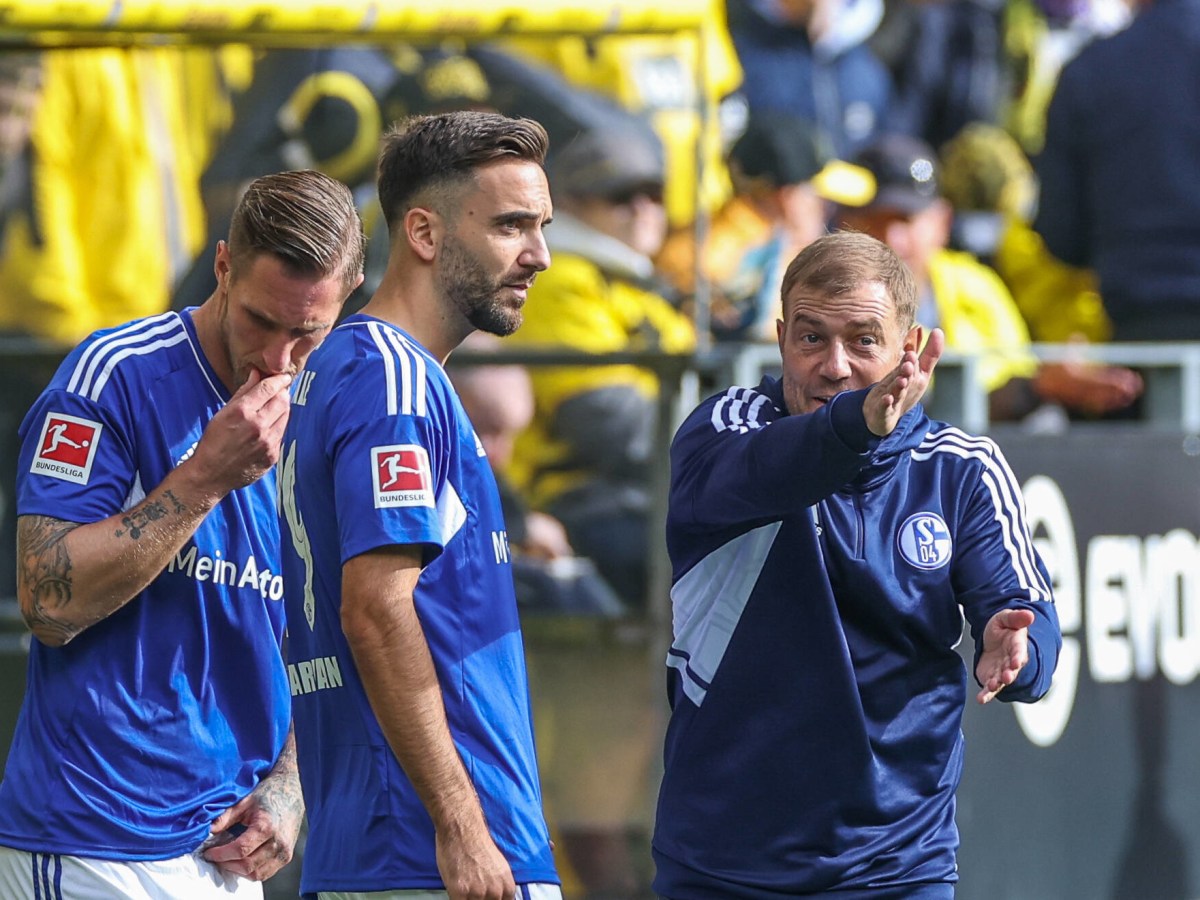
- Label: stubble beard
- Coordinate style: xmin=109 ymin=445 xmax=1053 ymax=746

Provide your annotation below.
xmin=437 ymin=231 xmax=525 ymax=337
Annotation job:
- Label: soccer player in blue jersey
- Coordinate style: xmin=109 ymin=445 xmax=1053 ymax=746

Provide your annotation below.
xmin=654 ymin=230 xmax=1062 ymax=898
xmin=0 ymin=170 xmax=365 ymax=899
xmin=277 ymin=111 xmax=559 ymax=900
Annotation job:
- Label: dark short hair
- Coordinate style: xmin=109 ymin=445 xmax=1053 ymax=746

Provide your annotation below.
xmin=779 ymin=230 xmax=918 ymax=332
xmin=377 ymin=111 xmax=549 ymax=230
xmin=228 ymin=170 xmax=365 ymax=290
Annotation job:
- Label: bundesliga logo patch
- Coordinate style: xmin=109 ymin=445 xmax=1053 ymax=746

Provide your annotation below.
xmin=31 ymin=412 xmax=102 ymax=485
xmin=371 ymin=444 xmax=434 ymax=509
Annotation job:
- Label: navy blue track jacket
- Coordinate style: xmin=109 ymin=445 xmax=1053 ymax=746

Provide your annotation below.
xmin=652 ymin=377 xmax=1061 ymax=897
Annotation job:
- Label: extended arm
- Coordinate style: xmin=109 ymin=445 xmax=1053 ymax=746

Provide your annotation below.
xmin=953 ymin=441 xmax=1062 ymax=704
xmin=342 ymin=546 xmax=514 ymax=900
xmin=17 ymin=370 xmax=292 ymax=646
xmin=670 ymin=330 xmax=943 ymax=530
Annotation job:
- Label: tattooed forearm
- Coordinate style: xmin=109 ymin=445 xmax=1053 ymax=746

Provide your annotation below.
xmin=17 ymin=515 xmax=78 ymax=642
xmin=253 ymin=731 xmax=305 ymax=865
xmin=163 ymin=489 xmax=186 ymax=514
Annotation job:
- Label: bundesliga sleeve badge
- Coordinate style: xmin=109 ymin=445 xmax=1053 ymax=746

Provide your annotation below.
xmin=31 ymin=411 xmax=103 ymax=484
xmin=371 ymin=444 xmax=435 ymax=509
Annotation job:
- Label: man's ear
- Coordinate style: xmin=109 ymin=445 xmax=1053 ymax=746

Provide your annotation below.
xmin=904 ymin=323 xmax=924 ymax=354
xmin=404 ymin=207 xmax=442 ymax=263
xmin=213 ymin=240 xmax=232 ymax=287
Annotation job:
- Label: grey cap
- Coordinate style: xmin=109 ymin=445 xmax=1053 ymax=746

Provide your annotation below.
xmin=851 ymin=133 xmax=941 ymax=213
xmin=548 ymin=126 xmax=665 ymax=201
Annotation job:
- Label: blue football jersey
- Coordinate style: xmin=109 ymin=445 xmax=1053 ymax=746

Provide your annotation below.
xmin=0 ymin=310 xmax=291 ymax=859
xmin=653 ymin=378 xmax=1061 ymax=897
xmin=278 ymin=314 xmax=557 ymax=894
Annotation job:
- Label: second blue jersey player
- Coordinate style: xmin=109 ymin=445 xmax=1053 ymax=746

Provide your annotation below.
xmin=279 ymin=112 xmax=560 ymax=899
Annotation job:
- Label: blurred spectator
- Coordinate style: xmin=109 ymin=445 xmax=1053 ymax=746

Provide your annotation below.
xmin=0 ymin=52 xmax=42 ymax=606
xmin=726 ymin=0 xmax=892 ymax=158
xmin=657 ymin=113 xmax=872 ymax=341
xmin=0 ymin=47 xmax=241 ymax=345
xmin=506 ymin=125 xmax=695 ymax=609
xmin=0 ymin=53 xmax=40 ymax=219
xmin=449 ymin=335 xmax=575 ymax=563
xmin=939 ymin=121 xmax=1114 ymax=344
xmin=498 ymin=0 xmax=744 ymax=229
xmin=1005 ymin=0 xmax=1132 ymax=155
xmin=452 ymin=142 xmax=682 ymax=891
xmin=1034 ymin=0 xmax=1200 ymax=341
xmin=881 ymin=0 xmax=1011 ymax=149
xmin=839 ymin=133 xmax=1142 ymax=421
xmin=504 ymin=127 xmax=696 ymax=897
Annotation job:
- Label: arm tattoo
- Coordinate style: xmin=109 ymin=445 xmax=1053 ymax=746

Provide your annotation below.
xmin=255 ymin=733 xmax=304 ymax=861
xmin=18 ymin=515 xmax=78 ymax=641
xmin=113 ymin=498 xmax=169 ymax=540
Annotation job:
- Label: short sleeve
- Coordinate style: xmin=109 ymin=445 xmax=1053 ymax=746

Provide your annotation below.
xmin=17 ymin=388 xmax=136 ymax=524
xmin=330 ymin=405 xmax=447 ymax=566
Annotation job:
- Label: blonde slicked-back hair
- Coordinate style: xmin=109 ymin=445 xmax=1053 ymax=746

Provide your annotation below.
xmin=228 ymin=169 xmax=365 ymax=291
xmin=779 ymin=230 xmax=918 ymax=333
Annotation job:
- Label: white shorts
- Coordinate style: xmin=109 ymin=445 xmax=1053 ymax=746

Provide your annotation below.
xmin=318 ymin=884 xmax=562 ymax=900
xmin=0 ymin=844 xmax=264 ymax=900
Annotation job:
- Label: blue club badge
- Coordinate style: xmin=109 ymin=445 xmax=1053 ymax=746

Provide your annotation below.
xmin=897 ymin=512 xmax=953 ymax=570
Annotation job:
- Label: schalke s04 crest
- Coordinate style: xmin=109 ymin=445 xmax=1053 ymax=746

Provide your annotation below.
xmin=897 ymin=512 xmax=953 ymax=570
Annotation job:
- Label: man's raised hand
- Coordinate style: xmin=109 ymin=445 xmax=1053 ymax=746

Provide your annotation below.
xmin=864 ymin=328 xmax=944 ymax=437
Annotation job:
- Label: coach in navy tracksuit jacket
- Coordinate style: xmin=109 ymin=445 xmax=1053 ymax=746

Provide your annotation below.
xmin=653 ymin=231 xmax=1061 ymax=898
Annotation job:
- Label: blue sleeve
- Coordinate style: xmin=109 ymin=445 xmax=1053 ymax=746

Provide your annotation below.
xmin=329 ymin=394 xmax=449 ymax=567
xmin=668 ymin=387 xmax=880 ymax=531
xmin=951 ymin=443 xmax=1062 ymax=702
xmin=17 ymin=388 xmax=135 ymax=524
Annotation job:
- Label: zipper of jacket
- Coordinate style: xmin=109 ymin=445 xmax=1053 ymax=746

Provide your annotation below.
xmin=853 ymin=493 xmax=866 ymax=560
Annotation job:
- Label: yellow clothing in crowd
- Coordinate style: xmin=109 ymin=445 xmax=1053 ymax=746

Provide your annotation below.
xmin=502 ymin=0 xmax=743 ymax=228
xmin=927 ymin=248 xmax=1038 ymax=393
xmin=995 ymin=217 xmax=1113 ymax=343
xmin=506 ymin=251 xmax=696 ymax=510
xmin=656 ymin=194 xmax=793 ymax=342
xmin=0 ymin=47 xmax=246 ymax=346
xmin=658 ymin=194 xmax=773 ymax=297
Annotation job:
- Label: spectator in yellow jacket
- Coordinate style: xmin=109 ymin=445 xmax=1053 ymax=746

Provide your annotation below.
xmin=0 ymin=46 xmax=248 ymax=600
xmin=504 ymin=124 xmax=696 ymax=900
xmin=938 ymin=122 xmax=1114 ymax=344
